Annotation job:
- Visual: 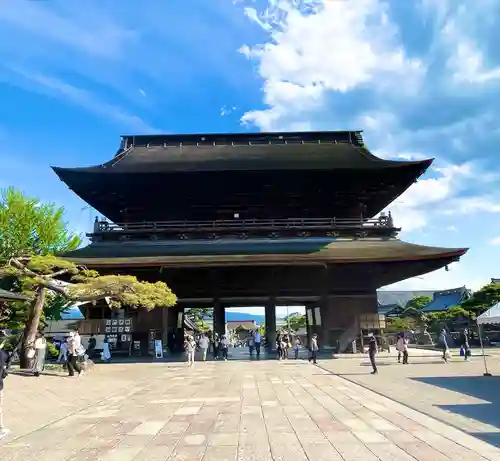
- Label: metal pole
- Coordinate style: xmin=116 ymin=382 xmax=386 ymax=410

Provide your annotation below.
xmin=478 ymin=323 xmax=492 ymax=377
xmin=287 ymin=306 xmax=290 ymax=332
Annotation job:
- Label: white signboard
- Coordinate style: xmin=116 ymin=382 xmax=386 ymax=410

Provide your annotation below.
xmin=154 ymin=340 xmax=164 ymax=359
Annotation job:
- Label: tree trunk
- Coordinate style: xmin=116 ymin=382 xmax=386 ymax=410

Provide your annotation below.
xmin=20 ymin=286 xmax=45 ymax=370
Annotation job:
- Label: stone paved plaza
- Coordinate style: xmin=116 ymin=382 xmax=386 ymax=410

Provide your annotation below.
xmin=1 ymin=352 xmax=500 ymax=460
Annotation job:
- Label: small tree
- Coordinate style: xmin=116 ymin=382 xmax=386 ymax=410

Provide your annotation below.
xmin=186 ymin=307 xmax=212 ymax=331
xmin=1 ymin=255 xmax=177 ymax=368
xmin=461 ymin=283 xmax=500 ymax=318
xmin=0 ymin=187 xmax=80 ymax=259
xmin=401 ymin=296 xmax=432 ymax=329
xmin=286 ymin=314 xmax=306 ymax=332
xmin=0 ymin=187 xmax=81 ymax=334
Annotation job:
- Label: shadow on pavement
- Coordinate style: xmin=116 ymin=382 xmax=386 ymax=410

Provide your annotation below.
xmin=413 ymin=375 xmax=500 ymax=447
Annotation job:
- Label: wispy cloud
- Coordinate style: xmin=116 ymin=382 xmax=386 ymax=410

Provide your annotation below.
xmin=3 ymin=68 xmax=156 ymax=133
xmin=0 ymin=0 xmax=256 ymax=130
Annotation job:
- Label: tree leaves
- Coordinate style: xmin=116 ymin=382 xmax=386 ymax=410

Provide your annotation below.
xmin=0 ymin=187 xmax=81 ymax=261
xmin=1 ymin=255 xmax=177 ymax=311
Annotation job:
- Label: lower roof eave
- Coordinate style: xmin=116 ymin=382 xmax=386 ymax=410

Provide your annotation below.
xmin=63 ymin=248 xmax=468 ymax=269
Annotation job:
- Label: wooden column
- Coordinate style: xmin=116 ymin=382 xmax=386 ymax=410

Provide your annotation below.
xmin=265 ymin=299 xmax=277 ymax=351
xmin=213 ymin=300 xmax=226 ymax=337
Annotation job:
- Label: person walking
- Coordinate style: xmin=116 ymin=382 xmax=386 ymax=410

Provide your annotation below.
xmin=220 ymin=335 xmax=229 ymax=361
xmin=199 ymin=333 xmax=209 ymax=361
xmin=254 ymin=330 xmax=262 ymax=358
xmin=248 ymin=333 xmax=255 ymax=357
xmin=87 ymin=334 xmax=96 ymax=359
xmin=293 ymin=337 xmax=301 ymax=359
xmin=462 ymin=328 xmax=470 ymax=361
xmin=0 ymin=332 xmax=10 ymax=439
xmin=57 ymin=337 xmax=68 ymax=363
xmin=101 ymin=337 xmax=112 ymax=362
xmin=66 ymin=332 xmax=84 ymax=377
xmin=276 ymin=334 xmax=282 ymax=360
xmin=368 ymin=334 xmax=378 ymax=374
xmin=33 ymin=332 xmax=47 ymax=377
xmin=401 ymin=335 xmax=409 ymax=364
xmin=184 ymin=335 xmax=196 ymax=367
xmin=212 ymin=334 xmax=220 ymax=360
xmin=439 ymin=328 xmax=449 ymax=363
xmin=308 ymin=333 xmax=319 ymax=364
xmin=396 ymin=333 xmax=403 ymax=363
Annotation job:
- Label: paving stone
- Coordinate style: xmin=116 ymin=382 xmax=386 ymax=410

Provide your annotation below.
xmin=208 ymin=432 xmax=239 ymax=446
xmin=130 ymin=421 xmax=167 ymax=436
xmin=3 ymin=358 xmax=500 ymax=461
xmin=203 ymin=446 xmax=237 ymax=461
xmin=169 ymin=445 xmax=206 ymax=461
xmin=182 ymin=434 xmax=207 ymax=446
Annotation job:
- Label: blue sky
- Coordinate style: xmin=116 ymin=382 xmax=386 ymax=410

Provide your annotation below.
xmin=1 ymin=0 xmax=500 ymax=317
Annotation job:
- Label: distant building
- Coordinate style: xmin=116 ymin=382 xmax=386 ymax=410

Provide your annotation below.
xmin=377 ymin=287 xmax=471 ymax=316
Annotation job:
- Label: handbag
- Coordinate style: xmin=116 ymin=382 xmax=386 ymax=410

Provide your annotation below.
xmin=26 ymin=348 xmax=36 ymax=359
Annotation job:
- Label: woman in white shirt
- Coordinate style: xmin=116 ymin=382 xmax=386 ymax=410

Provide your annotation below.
xmin=33 ymin=333 xmax=47 ymax=377
xmin=184 ymin=335 xmax=196 ymax=367
xmin=198 ymin=334 xmax=209 ymax=361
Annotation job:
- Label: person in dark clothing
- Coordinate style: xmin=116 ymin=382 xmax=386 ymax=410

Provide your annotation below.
xmin=0 ymin=331 xmax=10 ymax=438
xmin=87 ymin=334 xmax=96 ymax=359
xmin=308 ymin=333 xmax=319 ymax=364
xmin=462 ymin=328 xmax=470 ymax=361
xmin=368 ymin=334 xmax=378 ymax=374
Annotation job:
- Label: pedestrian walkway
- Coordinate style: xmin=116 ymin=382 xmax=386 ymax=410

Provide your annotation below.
xmin=1 ymin=358 xmax=500 ymax=460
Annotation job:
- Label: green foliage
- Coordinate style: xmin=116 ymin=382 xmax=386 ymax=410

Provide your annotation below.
xmin=1 ymin=255 xmax=177 ymax=311
xmin=386 ymin=317 xmax=410 ymax=332
xmin=402 ymin=296 xmax=432 ymax=316
xmin=186 ymin=307 xmax=212 ymax=330
xmin=46 ymin=341 xmax=58 ymax=358
xmin=43 ymin=294 xmax=71 ymax=321
xmin=286 ymin=313 xmax=306 ymax=331
xmin=0 ymin=187 xmax=81 ymax=260
xmin=68 ymin=273 xmax=177 ymax=310
xmin=461 ymin=283 xmax=500 ymax=318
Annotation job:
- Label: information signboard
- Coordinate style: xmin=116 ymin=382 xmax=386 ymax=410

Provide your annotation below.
xmin=154 ymin=339 xmax=164 ymax=359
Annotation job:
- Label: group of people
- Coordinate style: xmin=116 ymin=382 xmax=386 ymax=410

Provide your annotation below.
xmin=246 ymin=330 xmax=262 ymax=357
xmin=439 ymin=327 xmax=471 ymax=363
xmin=276 ymin=334 xmax=303 ymax=360
xmin=184 ymin=332 xmax=231 ymax=366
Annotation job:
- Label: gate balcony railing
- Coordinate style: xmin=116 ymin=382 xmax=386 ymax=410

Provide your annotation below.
xmin=88 ymin=214 xmax=398 ymax=241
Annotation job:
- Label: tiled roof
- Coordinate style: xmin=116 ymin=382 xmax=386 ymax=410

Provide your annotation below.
xmin=420 ymin=287 xmax=470 ymax=313
xmin=377 ymin=290 xmax=435 ymax=308
xmin=377 ymin=303 xmax=403 ymax=315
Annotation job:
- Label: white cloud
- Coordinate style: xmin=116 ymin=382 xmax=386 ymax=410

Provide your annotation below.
xmin=238 ymin=0 xmax=500 ymax=292
xmin=423 ymin=0 xmax=500 ymax=86
xmin=240 ymin=0 xmax=424 ymax=131
xmin=490 ymin=237 xmax=500 ymax=246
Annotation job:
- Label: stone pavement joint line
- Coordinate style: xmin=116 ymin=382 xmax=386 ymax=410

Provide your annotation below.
xmin=1 ymin=359 xmax=500 ymax=460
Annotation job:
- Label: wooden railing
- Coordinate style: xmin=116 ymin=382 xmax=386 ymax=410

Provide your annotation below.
xmin=92 ymin=215 xmax=396 ymax=234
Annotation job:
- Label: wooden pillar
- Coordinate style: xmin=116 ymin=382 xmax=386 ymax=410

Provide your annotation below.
xmin=213 ymin=300 xmax=226 ymax=337
xmin=175 ymin=305 xmax=185 ymax=353
xmin=265 ymin=299 xmax=277 ymax=351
